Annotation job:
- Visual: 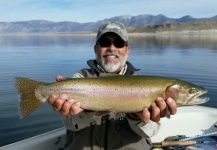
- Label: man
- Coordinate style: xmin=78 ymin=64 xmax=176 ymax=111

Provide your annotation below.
xmin=48 ymin=21 xmax=177 ymax=150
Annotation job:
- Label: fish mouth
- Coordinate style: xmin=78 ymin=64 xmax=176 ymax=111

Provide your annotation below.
xmin=185 ymin=91 xmax=209 ymax=105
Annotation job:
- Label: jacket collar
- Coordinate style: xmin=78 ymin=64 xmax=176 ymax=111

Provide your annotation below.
xmin=87 ymin=59 xmax=140 ymax=76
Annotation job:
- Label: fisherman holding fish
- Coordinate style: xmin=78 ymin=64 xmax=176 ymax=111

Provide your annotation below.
xmin=47 ymin=21 xmax=177 ymax=150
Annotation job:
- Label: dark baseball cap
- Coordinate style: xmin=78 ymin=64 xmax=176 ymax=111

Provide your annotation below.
xmin=96 ymin=21 xmax=128 ymax=42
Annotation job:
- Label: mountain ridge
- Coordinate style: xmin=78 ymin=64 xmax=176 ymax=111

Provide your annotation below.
xmin=0 ymin=14 xmax=217 ymax=33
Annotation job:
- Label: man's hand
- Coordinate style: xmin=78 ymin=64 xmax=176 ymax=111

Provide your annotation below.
xmin=128 ymin=97 xmax=177 ymax=124
xmin=47 ymin=75 xmax=84 ymax=115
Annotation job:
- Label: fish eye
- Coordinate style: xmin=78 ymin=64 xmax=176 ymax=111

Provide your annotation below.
xmin=190 ymin=88 xmax=196 ymax=94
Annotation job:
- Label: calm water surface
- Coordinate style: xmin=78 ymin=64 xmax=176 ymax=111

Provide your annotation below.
xmin=0 ymin=34 xmax=217 ymax=146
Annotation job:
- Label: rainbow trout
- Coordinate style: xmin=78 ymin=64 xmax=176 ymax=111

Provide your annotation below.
xmin=15 ymin=75 xmax=209 ymax=118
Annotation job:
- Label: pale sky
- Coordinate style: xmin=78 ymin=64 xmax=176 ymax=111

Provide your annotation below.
xmin=0 ymin=0 xmax=216 ymax=23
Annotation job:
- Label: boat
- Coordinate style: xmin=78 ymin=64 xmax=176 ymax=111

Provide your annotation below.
xmin=1 ymin=106 xmax=217 ymax=150
xmin=151 ymin=106 xmax=217 ymax=149
xmin=0 ymin=127 xmax=66 ymax=150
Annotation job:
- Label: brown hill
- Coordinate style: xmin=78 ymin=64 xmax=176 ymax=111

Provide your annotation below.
xmin=126 ymin=20 xmax=217 ymax=33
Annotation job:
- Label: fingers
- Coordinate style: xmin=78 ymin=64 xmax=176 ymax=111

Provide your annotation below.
xmin=150 ymin=102 xmax=161 ymax=122
xmin=61 ymin=100 xmax=74 ymax=115
xmin=52 ymin=94 xmax=68 ymax=112
xmin=48 ymin=94 xmax=84 ymax=116
xmin=138 ymin=97 xmax=177 ymax=124
xmin=149 ymin=97 xmax=177 ymax=122
xmin=166 ymin=97 xmax=177 ymax=115
xmin=156 ymin=97 xmax=167 ymax=117
xmin=56 ymin=75 xmax=64 ymax=82
xmin=69 ymin=102 xmax=84 ymax=115
xmin=137 ymin=104 xmax=161 ymax=124
xmin=47 ymin=94 xmax=57 ymax=105
xmin=138 ymin=108 xmax=150 ymax=124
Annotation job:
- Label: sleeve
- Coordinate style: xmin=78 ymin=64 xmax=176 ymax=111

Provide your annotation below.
xmin=61 ymin=70 xmax=97 ymax=131
xmin=127 ymin=117 xmax=161 ymax=138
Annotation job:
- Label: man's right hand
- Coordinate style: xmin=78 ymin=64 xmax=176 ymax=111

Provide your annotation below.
xmin=47 ymin=75 xmax=84 ymax=116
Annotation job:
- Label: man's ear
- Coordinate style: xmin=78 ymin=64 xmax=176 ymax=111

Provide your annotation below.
xmin=126 ymin=46 xmax=130 ymax=57
xmin=94 ymin=45 xmax=97 ymax=54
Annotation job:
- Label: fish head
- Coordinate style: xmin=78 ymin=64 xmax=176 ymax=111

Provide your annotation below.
xmin=166 ymin=80 xmax=209 ymax=106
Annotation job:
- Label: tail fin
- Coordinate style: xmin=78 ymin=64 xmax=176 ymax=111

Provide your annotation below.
xmin=15 ymin=77 xmax=45 ymax=118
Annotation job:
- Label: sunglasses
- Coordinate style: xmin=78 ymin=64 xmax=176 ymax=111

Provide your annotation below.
xmin=97 ymin=38 xmax=127 ymax=48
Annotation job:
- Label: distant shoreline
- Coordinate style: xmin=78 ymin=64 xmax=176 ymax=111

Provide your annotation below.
xmin=0 ymin=32 xmax=97 ymax=36
xmin=1 ymin=29 xmax=217 ymax=36
xmin=1 ymin=20 xmax=217 ymax=36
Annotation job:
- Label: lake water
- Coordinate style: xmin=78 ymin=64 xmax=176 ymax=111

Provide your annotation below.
xmin=0 ymin=34 xmax=217 ymax=146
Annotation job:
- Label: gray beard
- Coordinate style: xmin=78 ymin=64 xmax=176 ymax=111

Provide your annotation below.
xmin=96 ymin=52 xmax=127 ymax=73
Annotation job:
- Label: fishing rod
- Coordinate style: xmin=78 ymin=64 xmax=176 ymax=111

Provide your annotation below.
xmin=179 ymin=131 xmax=217 ymax=141
xmin=152 ymin=131 xmax=217 ymax=147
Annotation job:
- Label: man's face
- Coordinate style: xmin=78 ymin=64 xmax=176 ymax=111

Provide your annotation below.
xmin=94 ymin=33 xmax=130 ymax=73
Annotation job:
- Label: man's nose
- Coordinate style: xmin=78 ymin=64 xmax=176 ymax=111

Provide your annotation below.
xmin=108 ymin=42 xmax=116 ymax=51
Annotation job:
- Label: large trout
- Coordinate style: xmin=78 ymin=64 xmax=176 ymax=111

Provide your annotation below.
xmin=15 ymin=75 xmax=209 ymax=118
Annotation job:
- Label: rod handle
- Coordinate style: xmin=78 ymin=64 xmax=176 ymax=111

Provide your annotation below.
xmin=153 ymin=141 xmax=197 ymax=147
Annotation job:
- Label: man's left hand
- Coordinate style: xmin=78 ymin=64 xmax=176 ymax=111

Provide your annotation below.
xmin=128 ymin=97 xmax=177 ymax=124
